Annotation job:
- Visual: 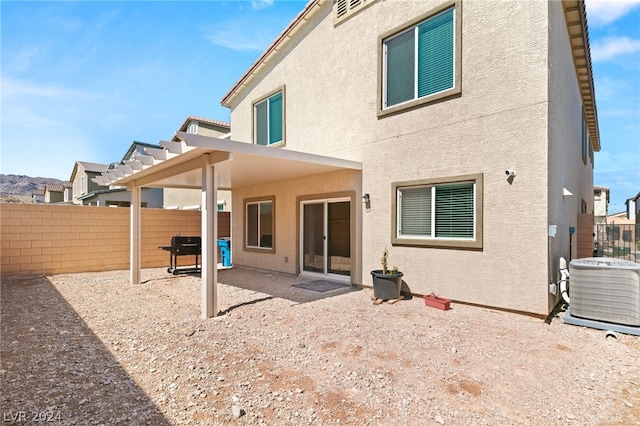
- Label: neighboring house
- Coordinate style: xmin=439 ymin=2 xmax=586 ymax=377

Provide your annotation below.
xmin=594 ymin=186 xmax=609 ymax=224
xmin=70 ymin=161 xmax=109 ymax=204
xmin=95 ymin=0 xmax=600 ymax=318
xmin=32 ymin=188 xmax=45 ymax=204
xmin=43 ymin=184 xmax=66 ymax=203
xmin=627 ymin=191 xmax=640 ymax=223
xmin=606 ymin=211 xmax=637 ymax=245
xmin=78 ymin=143 xmax=163 ymax=208
xmin=164 ymin=116 xmax=232 ymax=211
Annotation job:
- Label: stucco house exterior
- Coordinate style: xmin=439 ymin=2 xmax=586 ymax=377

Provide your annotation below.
xmin=95 ymin=0 xmax=600 ymax=319
xmin=32 ymin=188 xmax=45 ymax=204
xmin=43 ymin=183 xmax=71 ymax=203
xmin=627 ymin=191 xmax=640 ymax=223
xmin=77 ymin=143 xmax=164 ymax=208
xmin=593 ymin=186 xmax=609 ymax=224
xmin=70 ymin=161 xmax=110 ymax=205
xmin=219 ymin=0 xmax=599 ymax=316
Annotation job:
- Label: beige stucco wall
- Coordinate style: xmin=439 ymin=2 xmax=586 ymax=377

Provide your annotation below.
xmin=547 ymin=0 xmax=595 ymax=305
xmin=224 ymin=0 xmax=584 ymax=315
xmin=232 ymin=169 xmax=362 ymax=283
xmin=72 ymin=168 xmax=105 ymax=205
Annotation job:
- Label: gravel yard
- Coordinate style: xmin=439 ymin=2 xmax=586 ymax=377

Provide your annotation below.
xmin=2 ymin=267 xmax=639 ymax=425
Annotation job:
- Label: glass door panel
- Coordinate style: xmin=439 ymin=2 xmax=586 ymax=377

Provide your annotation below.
xmin=328 ymin=201 xmax=350 ymax=276
xmin=303 ymin=203 xmax=324 ymax=273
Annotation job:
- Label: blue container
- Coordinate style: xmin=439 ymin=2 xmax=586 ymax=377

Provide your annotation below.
xmin=217 ymin=238 xmax=232 ymax=267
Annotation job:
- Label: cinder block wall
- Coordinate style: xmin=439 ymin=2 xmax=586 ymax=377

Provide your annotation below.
xmin=0 ymin=204 xmax=204 ymax=275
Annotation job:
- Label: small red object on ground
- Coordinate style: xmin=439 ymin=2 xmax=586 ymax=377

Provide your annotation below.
xmin=424 ymin=293 xmax=451 ymax=310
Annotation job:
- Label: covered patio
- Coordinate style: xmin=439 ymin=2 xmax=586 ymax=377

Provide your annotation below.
xmin=94 ymin=132 xmax=362 ymax=318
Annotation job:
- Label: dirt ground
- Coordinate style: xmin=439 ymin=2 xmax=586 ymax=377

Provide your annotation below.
xmin=1 ymin=267 xmax=639 ymax=425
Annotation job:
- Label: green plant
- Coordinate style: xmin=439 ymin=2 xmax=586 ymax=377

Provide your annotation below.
xmin=381 ymin=248 xmax=388 ymax=275
xmin=380 ymin=247 xmax=399 ymax=275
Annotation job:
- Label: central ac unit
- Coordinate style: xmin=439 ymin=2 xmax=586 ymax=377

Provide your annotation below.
xmin=568 ymin=257 xmax=640 ymax=328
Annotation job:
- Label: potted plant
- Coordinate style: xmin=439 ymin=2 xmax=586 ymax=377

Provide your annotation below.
xmin=370 ymin=248 xmax=403 ymax=301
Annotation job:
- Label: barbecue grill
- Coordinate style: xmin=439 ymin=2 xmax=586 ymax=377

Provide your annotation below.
xmin=159 ymin=236 xmax=201 ymax=275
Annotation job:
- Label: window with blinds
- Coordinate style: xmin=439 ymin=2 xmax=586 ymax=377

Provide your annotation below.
xmin=379 ymin=2 xmax=460 ymax=116
xmin=393 ymin=174 xmax=482 ymax=249
xmin=254 ymin=91 xmax=284 ymax=146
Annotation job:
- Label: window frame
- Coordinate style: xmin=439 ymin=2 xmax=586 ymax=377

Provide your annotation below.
xmin=377 ymin=0 xmax=461 ymax=118
xmin=252 ymin=86 xmax=286 ymax=147
xmin=243 ymin=196 xmax=276 ymax=253
xmin=391 ymin=173 xmax=483 ymax=249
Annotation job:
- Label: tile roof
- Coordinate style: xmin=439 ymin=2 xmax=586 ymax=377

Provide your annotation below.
xmin=45 ymin=184 xmax=65 ymax=193
xmin=181 ymin=116 xmax=230 ymax=130
xmin=78 ymin=161 xmax=109 ymax=173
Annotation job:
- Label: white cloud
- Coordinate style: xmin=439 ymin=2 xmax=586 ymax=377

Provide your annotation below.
xmin=2 ymin=77 xmax=102 ymax=101
xmin=204 ymin=24 xmax=275 ymax=52
xmin=252 ymin=0 xmax=274 ymax=11
xmin=591 ymin=36 xmax=640 ymax=62
xmin=586 ymin=0 xmax=640 ymax=26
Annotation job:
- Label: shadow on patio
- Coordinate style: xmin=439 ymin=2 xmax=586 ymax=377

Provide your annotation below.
xmin=216 ymin=266 xmax=362 ymax=309
xmin=0 ymin=275 xmax=171 ymax=425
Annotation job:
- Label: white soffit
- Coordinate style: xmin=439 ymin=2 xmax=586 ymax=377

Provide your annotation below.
xmin=94 ymin=132 xmax=362 ymax=190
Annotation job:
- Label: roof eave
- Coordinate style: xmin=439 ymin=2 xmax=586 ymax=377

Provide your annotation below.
xmin=563 ymin=0 xmax=600 ymax=151
xmin=220 ymin=0 xmax=325 ymax=107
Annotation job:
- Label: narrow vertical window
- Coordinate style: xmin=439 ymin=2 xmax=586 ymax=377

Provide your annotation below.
xmin=254 ymin=91 xmax=284 ymax=146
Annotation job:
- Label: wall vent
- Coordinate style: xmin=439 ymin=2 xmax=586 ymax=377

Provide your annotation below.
xmin=334 ymin=0 xmax=376 ymax=24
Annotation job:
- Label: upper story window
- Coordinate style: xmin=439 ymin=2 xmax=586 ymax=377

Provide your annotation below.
xmin=254 ymin=88 xmax=284 ymax=146
xmin=80 ymin=175 xmax=86 ymax=195
xmin=392 ymin=173 xmax=483 ymax=249
xmin=379 ymin=2 xmax=461 ymax=117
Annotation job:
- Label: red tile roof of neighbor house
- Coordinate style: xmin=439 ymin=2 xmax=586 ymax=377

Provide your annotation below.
xmin=45 ymin=184 xmax=65 ymax=193
xmin=181 ymin=116 xmax=230 ymax=130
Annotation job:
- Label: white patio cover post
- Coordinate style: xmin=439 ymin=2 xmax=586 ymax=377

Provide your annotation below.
xmin=130 ymin=182 xmax=142 ymax=284
xmin=201 ymin=154 xmax=218 ymax=318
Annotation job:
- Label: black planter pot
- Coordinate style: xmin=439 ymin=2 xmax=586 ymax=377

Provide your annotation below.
xmin=370 ymin=270 xmax=403 ymax=300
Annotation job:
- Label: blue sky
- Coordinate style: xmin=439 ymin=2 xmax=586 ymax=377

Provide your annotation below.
xmin=1 ymin=0 xmax=639 ymax=211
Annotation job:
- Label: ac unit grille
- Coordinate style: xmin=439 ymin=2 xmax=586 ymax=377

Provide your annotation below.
xmin=570 ymin=258 xmax=640 ymax=326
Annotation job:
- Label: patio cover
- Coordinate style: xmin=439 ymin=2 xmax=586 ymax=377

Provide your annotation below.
xmin=94 ymin=132 xmax=362 ymax=318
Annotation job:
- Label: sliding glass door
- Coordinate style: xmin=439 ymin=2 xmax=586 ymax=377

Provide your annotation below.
xmin=301 ymin=198 xmax=351 ymax=278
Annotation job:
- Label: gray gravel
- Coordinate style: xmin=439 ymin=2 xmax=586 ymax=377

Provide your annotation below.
xmin=1 ymin=267 xmax=639 ymax=425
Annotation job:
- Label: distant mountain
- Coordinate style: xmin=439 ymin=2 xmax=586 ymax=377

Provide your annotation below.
xmin=0 ymin=174 xmax=66 ymax=202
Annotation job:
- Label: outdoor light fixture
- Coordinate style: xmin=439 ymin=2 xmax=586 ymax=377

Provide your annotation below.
xmin=362 ymin=193 xmax=370 ymax=203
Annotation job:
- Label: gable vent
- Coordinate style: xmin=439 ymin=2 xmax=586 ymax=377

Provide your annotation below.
xmin=336 ymin=0 xmax=348 ymax=17
xmin=334 ymin=0 xmax=375 ymax=23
